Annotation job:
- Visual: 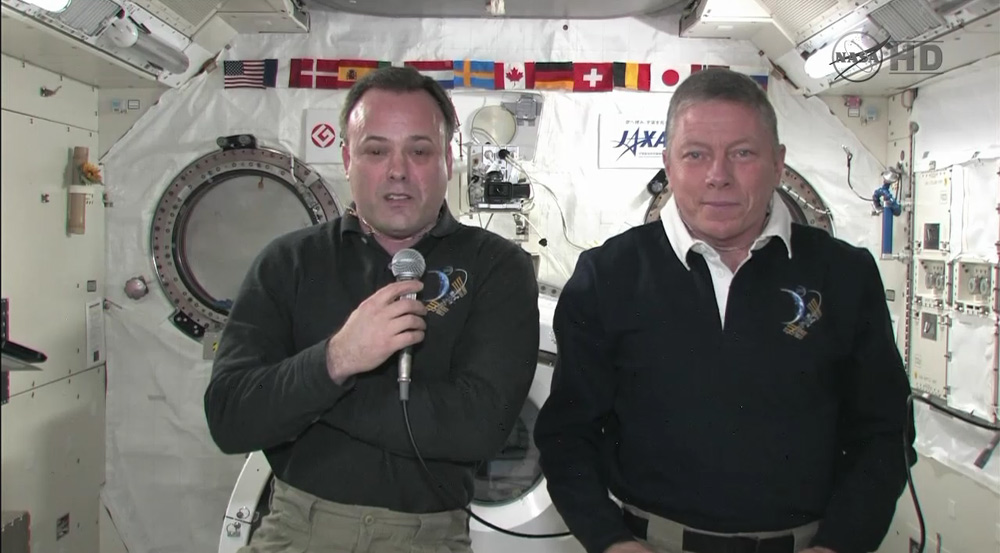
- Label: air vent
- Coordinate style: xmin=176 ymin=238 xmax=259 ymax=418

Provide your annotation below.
xmin=129 ymin=0 xmax=226 ymax=34
xmin=869 ymin=0 xmax=946 ymax=40
xmin=756 ymin=0 xmax=838 ymax=32
xmin=150 ymin=0 xmax=221 ymax=28
xmin=53 ymin=0 xmax=121 ymax=36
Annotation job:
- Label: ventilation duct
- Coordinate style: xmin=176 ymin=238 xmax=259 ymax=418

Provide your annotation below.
xmin=51 ymin=0 xmax=121 ymax=35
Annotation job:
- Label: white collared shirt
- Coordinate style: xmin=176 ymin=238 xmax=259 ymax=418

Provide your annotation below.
xmin=660 ymin=191 xmax=793 ymax=327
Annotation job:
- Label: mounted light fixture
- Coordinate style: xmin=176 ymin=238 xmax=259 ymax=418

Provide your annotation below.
xmin=22 ymin=0 xmax=71 ymax=12
xmin=804 ymin=43 xmax=837 ymax=79
xmin=104 ymin=14 xmax=190 ymax=74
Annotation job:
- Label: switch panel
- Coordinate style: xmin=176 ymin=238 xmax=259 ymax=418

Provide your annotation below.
xmin=915 ymin=259 xmax=948 ymax=306
xmin=954 ymin=261 xmax=995 ymax=312
xmin=909 ymin=306 xmax=949 ymax=397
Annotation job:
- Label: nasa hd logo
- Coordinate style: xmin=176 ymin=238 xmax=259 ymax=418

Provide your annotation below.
xmin=825 ymin=30 xmax=944 ymax=83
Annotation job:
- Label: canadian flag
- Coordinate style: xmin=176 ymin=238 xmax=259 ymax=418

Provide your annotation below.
xmin=502 ymin=63 xmax=533 ymax=90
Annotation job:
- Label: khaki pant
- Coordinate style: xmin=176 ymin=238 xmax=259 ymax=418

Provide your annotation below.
xmin=623 ymin=504 xmax=820 ymax=553
xmin=240 ymin=478 xmax=473 ymax=553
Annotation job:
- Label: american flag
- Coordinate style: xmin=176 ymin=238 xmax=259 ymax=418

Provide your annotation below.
xmin=223 ymin=59 xmax=278 ymax=89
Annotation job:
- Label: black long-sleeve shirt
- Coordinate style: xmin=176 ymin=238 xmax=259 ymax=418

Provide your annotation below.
xmin=534 ymin=222 xmax=915 ymax=553
xmin=204 ymin=207 xmax=540 ymax=512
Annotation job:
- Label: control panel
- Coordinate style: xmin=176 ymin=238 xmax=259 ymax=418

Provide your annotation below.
xmin=906 ymin=161 xmax=1000 ymax=423
xmin=913 ymin=168 xmax=952 ymax=257
xmin=915 ymin=259 xmax=949 ymax=307
xmin=909 ymin=306 xmax=950 ymax=398
xmin=954 ymin=261 xmax=995 ymax=313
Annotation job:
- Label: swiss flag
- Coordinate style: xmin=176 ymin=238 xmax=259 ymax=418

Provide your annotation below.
xmin=573 ymin=62 xmax=613 ymax=92
xmin=289 ymin=58 xmax=339 ymax=89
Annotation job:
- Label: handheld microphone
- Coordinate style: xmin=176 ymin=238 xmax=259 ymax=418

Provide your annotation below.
xmin=390 ymin=248 xmax=426 ymax=401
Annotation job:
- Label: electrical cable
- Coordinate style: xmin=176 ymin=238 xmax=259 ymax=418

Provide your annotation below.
xmin=911 ymin=393 xmax=1000 ymax=431
xmin=400 ymin=390 xmax=949 ymax=547
xmin=842 ymin=146 xmax=877 ymax=202
xmin=401 ymin=399 xmax=572 ymax=539
xmin=401 ymin=374 xmax=992 ymax=547
xmin=505 ymin=158 xmax=588 ymax=250
xmin=904 ymin=394 xmax=926 ymax=553
xmin=902 ymin=392 xmax=1000 ymax=553
xmin=512 ymin=212 xmax=576 ymax=281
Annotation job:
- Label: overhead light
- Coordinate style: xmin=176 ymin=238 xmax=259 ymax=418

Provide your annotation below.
xmin=22 ymin=0 xmax=71 ymax=12
xmin=804 ymin=43 xmax=837 ymax=79
xmin=104 ymin=16 xmax=190 ymax=75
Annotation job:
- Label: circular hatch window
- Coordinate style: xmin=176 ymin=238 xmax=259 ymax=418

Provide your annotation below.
xmin=472 ymin=351 xmax=554 ymax=505
xmin=151 ymin=135 xmax=343 ymax=340
xmin=643 ymin=165 xmax=834 ymax=234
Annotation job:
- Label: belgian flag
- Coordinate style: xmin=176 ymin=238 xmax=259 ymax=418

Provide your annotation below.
xmin=612 ymin=62 xmax=651 ymax=91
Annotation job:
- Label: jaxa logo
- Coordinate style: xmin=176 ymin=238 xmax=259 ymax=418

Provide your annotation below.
xmin=613 ymin=119 xmax=666 ymax=161
xmin=781 ymin=286 xmax=822 ymax=339
xmin=424 ymin=267 xmax=469 ymax=316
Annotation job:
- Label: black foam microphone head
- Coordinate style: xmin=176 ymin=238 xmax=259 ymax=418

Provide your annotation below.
xmin=391 ymin=248 xmax=426 ymax=281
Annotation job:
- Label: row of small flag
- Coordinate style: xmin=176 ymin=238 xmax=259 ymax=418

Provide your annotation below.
xmin=223 ymin=58 xmax=769 ymax=92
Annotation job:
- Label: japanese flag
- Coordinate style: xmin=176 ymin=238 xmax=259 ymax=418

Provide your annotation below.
xmin=650 ymin=64 xmax=688 ymax=92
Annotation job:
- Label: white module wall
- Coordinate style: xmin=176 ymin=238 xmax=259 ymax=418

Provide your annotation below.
xmin=0 ymin=54 xmax=107 ymax=553
xmin=909 ymin=159 xmax=1000 ymax=423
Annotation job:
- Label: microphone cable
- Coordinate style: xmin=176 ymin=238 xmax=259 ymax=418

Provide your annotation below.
xmin=400 ymin=399 xmax=572 ymax=539
xmin=401 ymin=394 xmax=934 ymax=547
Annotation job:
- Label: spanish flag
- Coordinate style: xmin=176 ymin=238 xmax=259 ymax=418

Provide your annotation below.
xmin=532 ymin=62 xmax=574 ymax=91
xmin=612 ymin=62 xmax=651 ymax=91
xmin=337 ymin=59 xmax=391 ymax=88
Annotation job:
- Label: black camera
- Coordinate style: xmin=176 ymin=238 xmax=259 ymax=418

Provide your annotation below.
xmin=483 ymin=171 xmax=530 ymax=204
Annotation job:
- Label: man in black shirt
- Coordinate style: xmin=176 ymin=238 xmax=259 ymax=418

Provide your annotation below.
xmin=205 ymin=66 xmax=539 ymax=552
xmin=534 ymin=68 xmax=915 ymax=553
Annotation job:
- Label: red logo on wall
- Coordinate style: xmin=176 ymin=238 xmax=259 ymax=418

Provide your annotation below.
xmin=311 ymin=123 xmax=336 ymax=148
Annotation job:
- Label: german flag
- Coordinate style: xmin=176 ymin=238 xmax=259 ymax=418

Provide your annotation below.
xmin=532 ymin=62 xmax=574 ymax=90
xmin=337 ymin=59 xmax=391 ymax=88
xmin=612 ymin=62 xmax=651 ymax=91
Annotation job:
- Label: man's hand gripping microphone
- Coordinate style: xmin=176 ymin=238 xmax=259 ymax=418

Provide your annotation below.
xmin=390 ymin=248 xmax=426 ymax=401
